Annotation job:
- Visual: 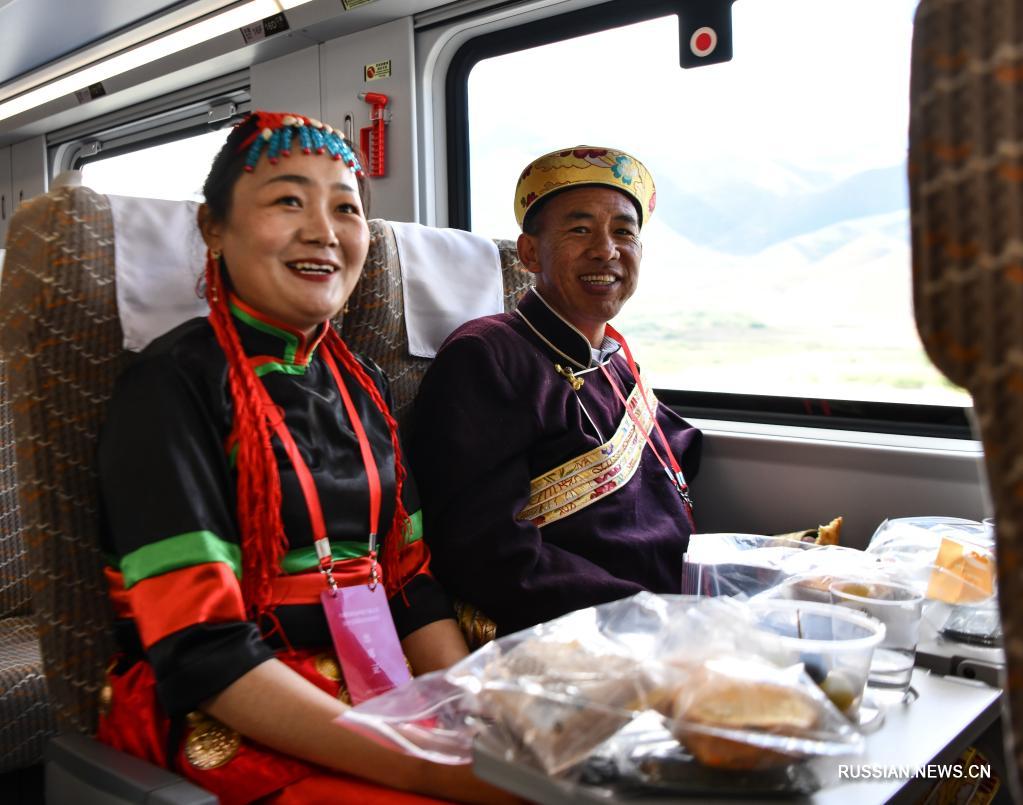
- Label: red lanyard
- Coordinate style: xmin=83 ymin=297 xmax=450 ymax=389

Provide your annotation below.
xmin=252 ymin=347 xmax=382 ymax=591
xmin=601 ymin=324 xmax=695 ymax=531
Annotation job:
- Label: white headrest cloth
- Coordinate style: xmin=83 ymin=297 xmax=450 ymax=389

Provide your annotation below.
xmin=389 ymin=221 xmax=504 ymax=358
xmin=108 ymin=195 xmax=209 ymax=351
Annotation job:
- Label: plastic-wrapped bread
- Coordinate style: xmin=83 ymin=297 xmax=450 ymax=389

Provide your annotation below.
xmin=669 ymin=661 xmax=821 ymax=770
xmin=477 ymin=639 xmax=648 ymax=775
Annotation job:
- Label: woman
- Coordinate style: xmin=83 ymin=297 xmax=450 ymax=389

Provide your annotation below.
xmin=97 ymin=111 xmax=511 ymax=804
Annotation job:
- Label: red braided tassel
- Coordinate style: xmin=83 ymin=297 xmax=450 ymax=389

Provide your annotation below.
xmin=323 ymin=327 xmax=411 ymax=597
xmin=205 ymin=252 xmax=288 ymax=616
xmin=204 ymin=250 xmax=411 ymax=606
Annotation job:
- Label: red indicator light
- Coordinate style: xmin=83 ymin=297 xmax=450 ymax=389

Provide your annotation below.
xmin=690 ymin=26 xmax=718 ymax=57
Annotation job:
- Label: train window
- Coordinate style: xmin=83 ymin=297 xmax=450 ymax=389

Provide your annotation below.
xmin=80 ymin=128 xmax=229 ymax=200
xmin=462 ymin=0 xmax=967 ymax=414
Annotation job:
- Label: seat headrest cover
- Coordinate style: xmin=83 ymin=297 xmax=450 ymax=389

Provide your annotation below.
xmin=389 ymin=221 xmax=504 ymax=358
xmin=108 ymin=195 xmax=209 ymax=351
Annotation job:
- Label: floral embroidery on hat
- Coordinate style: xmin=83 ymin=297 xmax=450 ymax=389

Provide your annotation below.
xmin=611 ymin=155 xmax=637 ymax=185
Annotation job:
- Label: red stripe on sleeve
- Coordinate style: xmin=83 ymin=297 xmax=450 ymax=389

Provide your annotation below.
xmin=129 ymin=563 xmax=247 ymax=649
xmin=396 ymin=538 xmax=432 ymax=587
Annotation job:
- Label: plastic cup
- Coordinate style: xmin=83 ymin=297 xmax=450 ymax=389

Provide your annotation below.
xmin=750 ymin=599 xmax=885 ymax=719
xmin=830 ymin=580 xmax=924 ymax=699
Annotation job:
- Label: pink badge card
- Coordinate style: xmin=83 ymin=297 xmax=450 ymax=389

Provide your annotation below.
xmin=321 ymin=583 xmax=412 ymax=705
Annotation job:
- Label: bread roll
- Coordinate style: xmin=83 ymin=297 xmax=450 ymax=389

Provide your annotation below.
xmin=671 ymin=665 xmax=820 ymax=770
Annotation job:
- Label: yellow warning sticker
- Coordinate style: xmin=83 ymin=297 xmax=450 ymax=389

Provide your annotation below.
xmin=364 ymin=60 xmax=392 ymax=82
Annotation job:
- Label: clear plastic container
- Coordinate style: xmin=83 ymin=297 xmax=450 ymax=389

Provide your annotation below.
xmin=750 ymin=599 xmax=885 ymax=720
xmin=866 ymin=516 xmax=999 ymax=643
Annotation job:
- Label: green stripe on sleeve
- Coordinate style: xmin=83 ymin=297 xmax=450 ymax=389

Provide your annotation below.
xmin=120 ymin=531 xmax=242 ymax=589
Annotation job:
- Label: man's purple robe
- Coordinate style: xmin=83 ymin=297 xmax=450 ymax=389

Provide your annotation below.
xmin=411 ymin=288 xmax=702 ymax=634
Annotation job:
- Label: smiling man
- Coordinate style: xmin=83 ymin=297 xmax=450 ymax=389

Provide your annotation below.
xmin=411 ymin=147 xmax=702 ymax=635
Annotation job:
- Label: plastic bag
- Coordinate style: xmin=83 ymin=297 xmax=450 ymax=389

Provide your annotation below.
xmin=681 ymin=533 xmax=818 ymax=597
xmin=582 ymin=710 xmax=824 ymax=797
xmin=446 ymin=594 xmax=672 ymax=776
xmin=339 ymin=594 xmax=864 ymax=788
xmin=866 ymin=516 xmax=996 ymax=605
xmin=338 ymin=671 xmax=477 ymax=764
xmin=865 ymin=516 xmax=1000 ymax=644
xmin=682 ymin=533 xmax=886 ymax=600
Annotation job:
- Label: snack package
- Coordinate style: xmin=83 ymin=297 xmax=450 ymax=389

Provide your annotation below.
xmin=866 ymin=516 xmax=997 ymax=605
xmin=447 ymin=594 xmax=671 ymax=776
xmin=338 ymin=593 xmax=865 ymax=793
xmin=682 ymin=533 xmax=885 ymax=600
xmin=865 ymin=516 xmax=1000 ymax=643
xmin=339 ymin=593 xmax=674 ymax=774
xmin=681 ymin=534 xmax=818 ymax=597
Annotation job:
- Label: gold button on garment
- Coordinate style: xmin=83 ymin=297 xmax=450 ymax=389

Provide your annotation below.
xmin=314 ymin=653 xmax=342 ymax=682
xmin=184 ymin=712 xmax=241 ymax=770
xmin=98 ymin=660 xmax=118 ymax=718
xmin=315 ymin=653 xmax=352 ymax=704
xmin=97 ymin=684 xmax=112 ymax=718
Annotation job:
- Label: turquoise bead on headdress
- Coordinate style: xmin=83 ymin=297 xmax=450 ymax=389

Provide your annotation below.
xmin=266 ymin=128 xmax=283 ymax=164
xmin=298 ymin=125 xmax=313 ymax=155
xmin=310 ymin=126 xmax=327 ymax=155
xmin=238 ymin=112 xmax=364 ymax=176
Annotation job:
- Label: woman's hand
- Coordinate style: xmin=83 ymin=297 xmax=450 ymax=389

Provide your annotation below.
xmin=203 ymin=657 xmax=518 ymax=803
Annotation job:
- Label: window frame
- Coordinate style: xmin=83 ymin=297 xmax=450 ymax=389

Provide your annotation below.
xmin=48 ymin=73 xmax=250 ymax=176
xmin=443 ymin=0 xmax=969 ymax=438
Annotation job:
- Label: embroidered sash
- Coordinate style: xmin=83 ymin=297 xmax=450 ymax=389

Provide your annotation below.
xmin=517 ymin=379 xmax=659 ymax=527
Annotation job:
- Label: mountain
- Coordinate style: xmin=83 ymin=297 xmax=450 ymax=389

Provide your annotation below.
xmin=654 ymin=163 xmax=908 ymax=256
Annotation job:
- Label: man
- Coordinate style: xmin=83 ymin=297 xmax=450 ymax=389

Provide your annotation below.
xmin=411 ymin=147 xmax=702 ymax=635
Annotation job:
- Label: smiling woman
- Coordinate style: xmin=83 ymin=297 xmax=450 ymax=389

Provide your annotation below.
xmin=92 ymin=110 xmax=510 ymax=804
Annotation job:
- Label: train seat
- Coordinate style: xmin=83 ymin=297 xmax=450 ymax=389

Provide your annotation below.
xmin=0 ymin=356 xmax=56 ymax=774
xmin=909 ymin=0 xmax=1023 ymax=794
xmin=0 ymin=183 xmax=529 ymax=801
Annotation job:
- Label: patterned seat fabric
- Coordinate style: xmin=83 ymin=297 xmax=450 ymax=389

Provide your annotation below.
xmin=0 ymin=354 xmax=56 ymax=770
xmin=341 ymin=220 xmax=532 ymax=433
xmin=0 ymin=187 xmax=122 ymax=737
xmin=909 ymin=0 xmax=1023 ymax=787
xmin=0 ymin=185 xmax=529 ymax=736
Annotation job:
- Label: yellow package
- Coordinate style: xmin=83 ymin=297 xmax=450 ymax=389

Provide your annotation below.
xmin=926 ymin=538 xmax=995 ymax=604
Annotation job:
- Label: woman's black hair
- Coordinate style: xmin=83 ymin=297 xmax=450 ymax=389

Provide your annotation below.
xmin=201 ymin=113 xmax=372 ymax=222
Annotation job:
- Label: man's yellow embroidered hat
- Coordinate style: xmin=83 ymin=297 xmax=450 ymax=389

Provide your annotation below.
xmin=514 ymin=146 xmax=656 ymax=229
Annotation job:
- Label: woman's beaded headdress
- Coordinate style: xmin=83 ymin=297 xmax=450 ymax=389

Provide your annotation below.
xmin=237 ymin=111 xmax=364 ymax=176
